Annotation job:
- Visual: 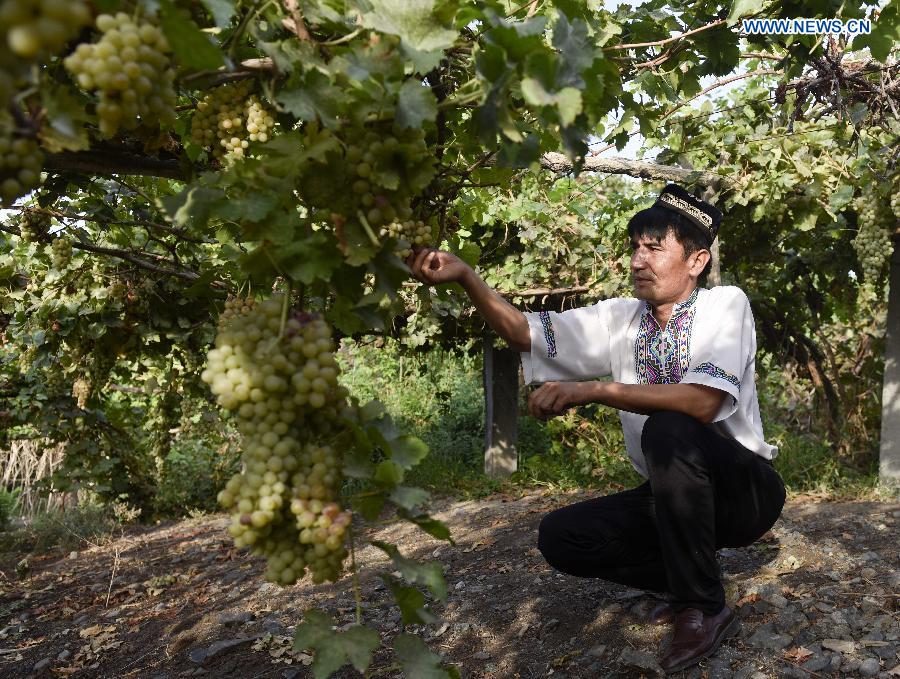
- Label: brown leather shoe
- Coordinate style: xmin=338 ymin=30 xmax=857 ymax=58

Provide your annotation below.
xmin=659 ymin=605 xmax=741 ymax=674
xmin=649 ymin=602 xmax=675 ymax=625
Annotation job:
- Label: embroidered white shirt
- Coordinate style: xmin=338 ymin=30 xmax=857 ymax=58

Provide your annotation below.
xmin=520 ymin=285 xmax=777 ymax=478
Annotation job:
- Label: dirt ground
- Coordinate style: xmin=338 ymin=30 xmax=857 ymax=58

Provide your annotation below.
xmin=1 ymin=489 xmax=898 ymax=678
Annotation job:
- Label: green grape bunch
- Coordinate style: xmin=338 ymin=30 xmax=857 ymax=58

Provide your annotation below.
xmin=0 ymin=131 xmax=44 ymax=205
xmin=298 ymin=125 xmax=435 ymax=258
xmin=189 ymin=82 xmax=276 ymax=160
xmin=72 ymin=375 xmax=91 ymax=408
xmin=852 ymin=197 xmax=893 ymax=283
xmin=890 ymin=186 xmax=900 ymax=221
xmin=0 ymin=0 xmax=91 ymax=59
xmin=202 ymin=296 xmax=358 ymax=585
xmin=19 ymin=209 xmax=49 ymax=243
xmin=50 ymin=236 xmax=72 ymax=270
xmin=64 ymin=12 xmax=177 ymax=138
xmin=380 ymin=218 xmax=432 ymax=259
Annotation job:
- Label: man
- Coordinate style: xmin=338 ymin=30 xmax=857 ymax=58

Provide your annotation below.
xmin=405 ymin=183 xmax=786 ymax=674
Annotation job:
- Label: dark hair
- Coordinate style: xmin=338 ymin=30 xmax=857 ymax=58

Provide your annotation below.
xmin=626 ymin=204 xmax=713 ymax=285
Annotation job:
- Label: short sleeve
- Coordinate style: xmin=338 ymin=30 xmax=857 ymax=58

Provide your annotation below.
xmin=679 ymin=287 xmax=753 ymax=422
xmin=519 ymin=301 xmax=613 ymax=385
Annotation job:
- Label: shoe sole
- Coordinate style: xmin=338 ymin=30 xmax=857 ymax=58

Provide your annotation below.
xmin=662 ymin=616 xmax=742 ymax=675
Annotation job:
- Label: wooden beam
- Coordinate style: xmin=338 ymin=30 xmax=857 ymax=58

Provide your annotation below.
xmin=483 ymin=336 xmax=520 ymax=478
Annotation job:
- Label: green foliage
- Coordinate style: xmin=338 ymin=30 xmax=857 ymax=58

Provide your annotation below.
xmin=0 ymin=498 xmax=138 ymax=554
xmin=0 ymin=488 xmax=20 ymax=532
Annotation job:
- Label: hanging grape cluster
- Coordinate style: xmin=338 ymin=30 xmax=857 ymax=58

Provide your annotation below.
xmin=72 ymin=376 xmax=90 ymax=408
xmin=380 ymin=218 xmax=431 ymax=259
xmin=202 ymin=296 xmax=357 ymax=585
xmin=19 ymin=209 xmax=49 ymax=243
xmin=891 ymin=186 xmax=900 ymax=221
xmin=50 ymin=236 xmax=72 ymax=270
xmin=852 ymin=197 xmax=893 ymax=283
xmin=189 ymin=81 xmax=276 ymax=160
xmin=0 ymin=130 xmax=43 ymax=205
xmin=298 ymin=125 xmax=435 ymax=258
xmin=63 ymin=12 xmax=177 ymax=138
xmin=0 ymin=0 xmax=91 ymax=59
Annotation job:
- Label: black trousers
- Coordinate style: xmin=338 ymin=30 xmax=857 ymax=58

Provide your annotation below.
xmin=537 ymin=410 xmax=786 ymax=615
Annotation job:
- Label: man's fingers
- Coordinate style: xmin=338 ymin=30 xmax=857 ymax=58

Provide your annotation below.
xmin=413 ymin=247 xmax=433 ymax=279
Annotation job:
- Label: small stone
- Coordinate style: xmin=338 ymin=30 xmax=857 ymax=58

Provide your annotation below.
xmin=860 ymin=567 xmax=877 ymax=579
xmin=858 ymin=551 xmax=879 ymax=563
xmin=218 ymin=612 xmax=253 ymax=625
xmin=472 ymin=651 xmax=491 ymax=661
xmin=56 ymin=649 xmax=71 ymax=662
xmin=618 ymin=647 xmax=663 ymax=676
xmin=33 ymin=657 xmax=52 ymax=673
xmin=767 ymin=594 xmax=789 ymax=609
xmin=858 ymin=657 xmax=880 ymax=676
xmin=822 ymin=639 xmax=856 ymax=654
xmin=586 ymin=644 xmax=606 ymax=658
xmin=802 ymin=654 xmax=830 ymax=672
xmin=747 ymin=624 xmax=792 ymax=651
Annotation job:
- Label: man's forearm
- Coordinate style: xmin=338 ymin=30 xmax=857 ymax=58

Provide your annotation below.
xmin=460 ymin=269 xmax=530 ymax=352
xmin=577 ymin=381 xmax=725 ymax=423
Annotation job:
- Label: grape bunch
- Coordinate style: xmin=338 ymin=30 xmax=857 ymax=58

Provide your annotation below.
xmin=890 ymin=186 xmax=900 ymax=220
xmin=218 ymin=294 xmax=255 ymax=330
xmin=0 ymin=131 xmax=44 ymax=205
xmin=107 ymin=280 xmax=127 ymax=301
xmin=19 ymin=209 xmax=49 ymax=243
xmin=189 ymin=82 xmax=276 ymax=160
xmin=50 ymin=236 xmax=72 ymax=270
xmin=380 ymin=218 xmax=431 ymax=259
xmin=341 ymin=127 xmax=432 ymax=232
xmin=852 ymin=197 xmax=893 ymax=282
xmin=0 ymin=0 xmax=91 ymax=59
xmin=202 ymin=296 xmax=357 ymax=585
xmin=63 ymin=12 xmax=177 ymax=138
xmin=72 ymin=376 xmax=90 ymax=408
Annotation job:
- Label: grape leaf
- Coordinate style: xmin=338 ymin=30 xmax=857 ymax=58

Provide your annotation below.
xmin=725 ymin=0 xmax=766 ymax=27
xmin=159 ymin=0 xmax=225 ymax=71
xmin=397 ymin=80 xmax=438 ymax=129
xmin=200 ymin=0 xmax=235 ymax=28
xmin=389 ymin=486 xmax=430 ymax=511
xmin=371 ymin=541 xmax=447 ymax=599
xmin=383 ymin=577 xmax=440 ymax=625
xmin=293 ymin=611 xmax=379 ymax=679
xmin=360 ymin=0 xmax=458 ymax=53
xmin=394 ymin=633 xmax=460 ymax=678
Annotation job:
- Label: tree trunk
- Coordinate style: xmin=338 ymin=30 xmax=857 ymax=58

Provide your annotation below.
xmin=879 ymin=241 xmax=900 ymax=486
xmin=483 ymin=336 xmax=519 ymax=477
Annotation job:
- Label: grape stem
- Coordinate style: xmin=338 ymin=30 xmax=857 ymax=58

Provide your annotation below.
xmin=279 ymin=283 xmax=291 ymax=339
xmin=348 ymin=522 xmax=364 ymax=627
xmin=356 ymin=210 xmax=382 ymax=248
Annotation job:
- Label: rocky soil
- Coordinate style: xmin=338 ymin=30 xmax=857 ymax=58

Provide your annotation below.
xmin=0 ymin=490 xmax=898 ymax=678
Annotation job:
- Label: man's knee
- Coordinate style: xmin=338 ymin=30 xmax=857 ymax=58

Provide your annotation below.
xmin=641 ymin=410 xmax=706 ymax=467
xmin=536 ymin=509 xmax=567 ymax=567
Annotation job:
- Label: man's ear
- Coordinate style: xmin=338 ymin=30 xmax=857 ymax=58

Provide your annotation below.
xmin=690 ymin=249 xmax=711 ymax=276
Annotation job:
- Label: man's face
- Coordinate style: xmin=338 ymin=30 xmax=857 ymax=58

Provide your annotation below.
xmin=630 ymin=229 xmax=697 ymax=304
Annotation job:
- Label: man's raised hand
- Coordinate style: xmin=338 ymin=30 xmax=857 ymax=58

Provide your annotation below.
xmin=405 ymin=247 xmax=470 ymax=286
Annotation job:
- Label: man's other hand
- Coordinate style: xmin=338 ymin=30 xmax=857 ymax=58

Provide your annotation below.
xmin=528 ymin=382 xmax=584 ymax=421
xmin=405 ymin=247 xmax=470 ymax=286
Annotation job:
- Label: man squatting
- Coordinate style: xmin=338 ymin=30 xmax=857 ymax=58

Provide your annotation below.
xmin=405 ymin=183 xmax=787 ymax=674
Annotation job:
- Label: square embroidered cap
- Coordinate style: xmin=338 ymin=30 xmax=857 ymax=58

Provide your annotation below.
xmin=654 ymin=184 xmax=722 ymax=245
